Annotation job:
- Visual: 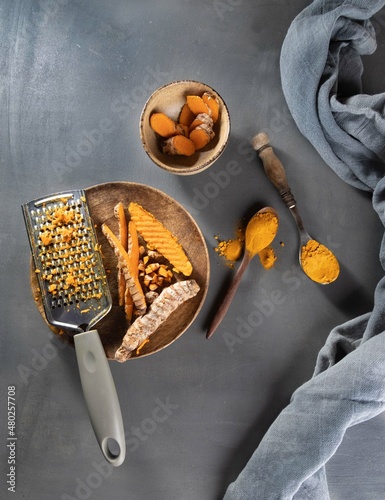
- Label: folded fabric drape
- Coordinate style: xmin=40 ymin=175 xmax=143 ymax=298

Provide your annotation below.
xmin=223 ymin=1 xmax=385 ymax=498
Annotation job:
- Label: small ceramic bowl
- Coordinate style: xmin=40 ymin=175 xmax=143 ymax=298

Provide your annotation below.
xmin=140 ymin=80 xmax=230 ymax=175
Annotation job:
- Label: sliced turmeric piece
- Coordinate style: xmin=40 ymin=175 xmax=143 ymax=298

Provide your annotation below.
xmin=128 ymin=221 xmax=140 ymax=276
xmin=178 ymin=103 xmax=196 ymax=127
xmin=202 ymin=92 xmax=220 ymax=123
xmin=101 ymin=223 xmax=147 ymax=315
xmin=114 ymin=202 xmax=128 ymax=249
xmin=189 ymin=113 xmax=213 ymax=132
xmin=162 ymin=135 xmax=196 ymax=157
xmin=150 ymin=112 xmax=186 ymax=138
xmin=128 ymin=202 xmax=193 ymax=276
xmin=114 ymin=202 xmax=128 ymax=307
xmin=186 ymin=95 xmax=210 ymax=115
xmin=124 ymin=288 xmax=134 ymax=321
xmin=189 ymin=124 xmax=215 ymax=150
xmin=136 ymin=338 xmax=150 ymax=355
xmin=124 ymin=221 xmax=140 ymax=321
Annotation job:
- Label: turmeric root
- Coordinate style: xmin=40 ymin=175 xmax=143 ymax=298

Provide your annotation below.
xmin=189 ymin=113 xmax=213 ymax=132
xmin=178 ymin=103 xmax=196 ymax=127
xmin=101 ymin=223 xmax=147 ymax=315
xmin=186 ymin=95 xmax=210 ymax=115
xmin=124 ymin=221 xmax=140 ymax=321
xmin=162 ymin=135 xmax=196 ymax=157
xmin=114 ymin=202 xmax=128 ymax=307
xmin=151 ymin=92 xmax=220 ymax=157
xmin=189 ymin=124 xmax=215 ymax=150
xmin=150 ymin=112 xmax=187 ymax=138
xmin=202 ymin=92 xmax=220 ymax=123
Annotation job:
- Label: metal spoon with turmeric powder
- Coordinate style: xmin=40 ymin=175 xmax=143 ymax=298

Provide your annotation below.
xmin=207 ymin=207 xmax=279 ymax=338
xmin=251 ymin=132 xmax=340 ymax=285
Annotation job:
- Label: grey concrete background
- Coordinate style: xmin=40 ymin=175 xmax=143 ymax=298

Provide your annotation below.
xmin=1 ymin=1 xmax=385 ymax=499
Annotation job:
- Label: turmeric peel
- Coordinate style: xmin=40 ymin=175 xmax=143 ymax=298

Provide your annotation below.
xmin=189 ymin=124 xmax=215 ymax=150
xmin=300 ymin=239 xmax=339 ymax=284
xmin=189 ymin=113 xmax=213 ymax=132
xmin=202 ymin=92 xmax=220 ymax=123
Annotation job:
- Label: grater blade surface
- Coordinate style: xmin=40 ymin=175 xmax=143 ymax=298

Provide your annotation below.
xmin=22 ymin=190 xmax=112 ymax=333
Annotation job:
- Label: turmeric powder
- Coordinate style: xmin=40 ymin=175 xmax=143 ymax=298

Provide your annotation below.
xmin=300 ymin=239 xmax=340 ymax=284
xmin=189 ymin=124 xmax=215 ymax=150
xmin=150 ymin=113 xmax=186 ymax=138
xmin=258 ymin=246 xmax=277 ymax=269
xmin=215 ymin=237 xmax=243 ymax=266
xmin=215 ymin=212 xmax=279 ymax=270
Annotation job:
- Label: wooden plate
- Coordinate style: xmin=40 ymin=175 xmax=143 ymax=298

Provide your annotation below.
xmin=30 ymin=181 xmax=210 ymax=361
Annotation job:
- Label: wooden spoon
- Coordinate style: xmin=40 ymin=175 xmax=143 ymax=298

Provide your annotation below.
xmin=251 ymin=132 xmax=339 ymax=285
xmin=207 ymin=207 xmax=279 ymax=338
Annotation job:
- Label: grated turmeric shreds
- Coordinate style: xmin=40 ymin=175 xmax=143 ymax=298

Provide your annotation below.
xmin=136 ymin=338 xmax=150 ymax=355
xmin=258 ymin=246 xmax=277 ymax=270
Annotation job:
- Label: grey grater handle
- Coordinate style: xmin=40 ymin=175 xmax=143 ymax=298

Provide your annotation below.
xmin=74 ymin=330 xmax=126 ymax=467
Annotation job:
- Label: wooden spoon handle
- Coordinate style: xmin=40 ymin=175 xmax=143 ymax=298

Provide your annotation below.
xmin=207 ymin=253 xmax=251 ymax=338
xmin=252 ymin=132 xmax=296 ymax=210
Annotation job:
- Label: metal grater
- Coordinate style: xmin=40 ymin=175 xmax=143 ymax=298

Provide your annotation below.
xmin=22 ymin=190 xmax=125 ymax=466
xmin=22 ymin=190 xmax=112 ymax=332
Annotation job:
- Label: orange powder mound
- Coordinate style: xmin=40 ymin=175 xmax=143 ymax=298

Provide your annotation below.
xmin=216 ymin=238 xmax=243 ymax=261
xmin=215 ymin=224 xmax=279 ymax=271
xmin=300 ymin=239 xmax=339 ymax=284
xmin=214 ymin=227 xmax=244 ymax=267
xmin=258 ymin=246 xmax=277 ymax=269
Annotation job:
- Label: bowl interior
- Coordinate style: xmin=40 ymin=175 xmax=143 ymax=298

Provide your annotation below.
xmin=140 ymin=80 xmax=230 ymax=175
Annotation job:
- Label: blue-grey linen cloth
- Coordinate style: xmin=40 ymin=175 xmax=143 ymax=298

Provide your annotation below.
xmin=224 ymin=1 xmax=385 ymax=498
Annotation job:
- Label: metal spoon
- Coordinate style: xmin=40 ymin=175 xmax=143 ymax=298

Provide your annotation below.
xmin=251 ymin=132 xmax=339 ymax=285
xmin=207 ymin=207 xmax=279 ymax=338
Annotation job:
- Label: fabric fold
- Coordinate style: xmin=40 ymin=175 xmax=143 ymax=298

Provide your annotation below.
xmin=224 ymin=1 xmax=385 ymax=498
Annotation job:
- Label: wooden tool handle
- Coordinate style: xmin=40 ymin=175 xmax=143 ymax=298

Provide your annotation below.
xmin=207 ymin=253 xmax=251 ymax=339
xmin=251 ymin=132 xmax=296 ymax=209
